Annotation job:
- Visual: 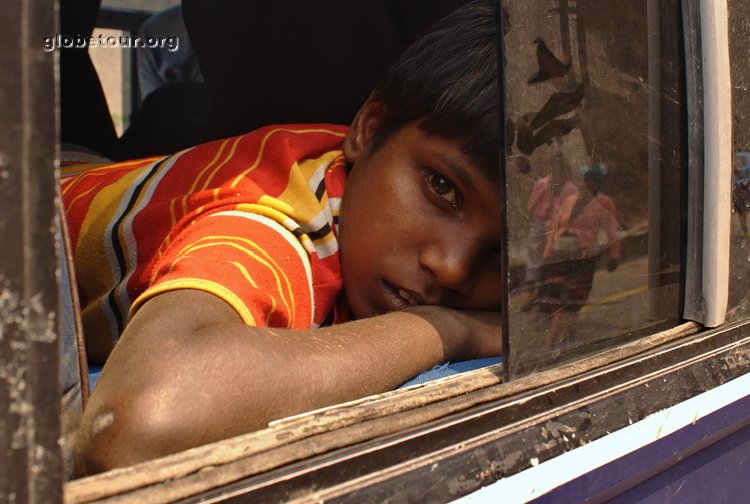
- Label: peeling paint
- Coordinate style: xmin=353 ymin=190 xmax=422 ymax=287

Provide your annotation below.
xmin=1 ymin=271 xmax=61 ymax=497
xmin=447 ymin=472 xmax=482 ymax=495
xmin=544 ymin=421 xmax=576 ymax=438
xmin=499 ymin=449 xmax=523 ymax=472
xmin=537 ymin=420 xmax=577 ymax=452
xmin=25 ymin=293 xmax=57 ymax=344
xmin=723 ymin=347 xmax=750 ymax=371
xmin=0 ymin=278 xmax=22 ymax=343
xmin=0 ymin=276 xmax=58 ymax=344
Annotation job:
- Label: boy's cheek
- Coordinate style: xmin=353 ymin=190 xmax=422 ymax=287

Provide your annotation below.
xmin=453 ymin=276 xmax=504 ymax=311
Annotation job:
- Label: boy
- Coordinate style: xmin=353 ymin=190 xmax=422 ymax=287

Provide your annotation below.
xmin=71 ymin=0 xmax=503 ymax=474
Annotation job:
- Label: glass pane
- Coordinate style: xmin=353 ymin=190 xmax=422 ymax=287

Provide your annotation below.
xmin=501 ymin=0 xmax=684 ymax=376
xmin=728 ymin=0 xmax=750 ymax=323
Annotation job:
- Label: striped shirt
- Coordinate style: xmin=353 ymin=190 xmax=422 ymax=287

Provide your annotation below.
xmin=62 ymin=125 xmax=351 ymax=348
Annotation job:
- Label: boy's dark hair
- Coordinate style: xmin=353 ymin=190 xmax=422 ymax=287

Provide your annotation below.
xmin=371 ymin=0 xmax=500 ymax=175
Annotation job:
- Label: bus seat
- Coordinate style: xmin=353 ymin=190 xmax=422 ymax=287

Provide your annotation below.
xmin=57 ymin=197 xmax=89 ymax=480
xmin=60 ymin=0 xmax=118 ymax=158
xmin=182 ymin=0 xmax=469 ymax=138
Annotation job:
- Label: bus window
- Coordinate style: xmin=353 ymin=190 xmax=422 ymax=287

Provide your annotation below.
xmin=44 ymin=1 xmax=750 ymax=501
xmin=501 ymin=0 xmax=685 ymax=376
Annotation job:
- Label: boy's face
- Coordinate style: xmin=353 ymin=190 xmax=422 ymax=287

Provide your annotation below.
xmin=339 ymin=100 xmax=503 ymax=318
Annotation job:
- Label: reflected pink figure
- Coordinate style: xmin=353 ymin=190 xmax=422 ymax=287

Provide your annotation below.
xmin=540 ymin=165 xmax=621 ymax=348
xmin=524 ymin=173 xmax=578 ymax=310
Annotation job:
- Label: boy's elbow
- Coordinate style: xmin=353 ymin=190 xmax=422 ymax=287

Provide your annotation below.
xmin=74 ymin=389 xmax=186 ymax=475
xmin=75 ymin=406 xmax=125 ymax=475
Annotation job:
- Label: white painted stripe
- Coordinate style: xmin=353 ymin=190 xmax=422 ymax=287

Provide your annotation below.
xmin=456 ymin=371 xmax=750 ymax=503
xmin=210 ymin=210 xmax=315 ymax=327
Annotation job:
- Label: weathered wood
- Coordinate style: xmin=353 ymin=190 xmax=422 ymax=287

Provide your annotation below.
xmin=64 ymin=322 xmax=699 ymax=503
xmin=0 ymin=0 xmax=62 ymax=501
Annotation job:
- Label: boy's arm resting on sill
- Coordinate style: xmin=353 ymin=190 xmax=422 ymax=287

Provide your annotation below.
xmin=74 ymin=289 xmax=501 ymax=475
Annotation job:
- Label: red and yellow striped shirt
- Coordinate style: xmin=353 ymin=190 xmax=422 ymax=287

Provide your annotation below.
xmin=62 ymin=125 xmax=350 ymax=347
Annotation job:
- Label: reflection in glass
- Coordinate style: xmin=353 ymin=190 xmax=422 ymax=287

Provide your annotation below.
xmin=733 ymin=153 xmax=750 ymax=239
xmin=728 ymin=0 xmax=750 ymax=322
xmin=502 ymin=0 xmax=684 ymax=376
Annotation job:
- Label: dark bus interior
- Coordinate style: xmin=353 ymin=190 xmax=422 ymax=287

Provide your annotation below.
xmin=61 ymin=0 xmax=470 ymax=161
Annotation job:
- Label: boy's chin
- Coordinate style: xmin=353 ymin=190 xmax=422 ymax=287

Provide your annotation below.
xmin=343 ymin=290 xmax=375 ymax=320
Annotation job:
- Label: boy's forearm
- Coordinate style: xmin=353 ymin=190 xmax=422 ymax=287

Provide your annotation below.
xmin=75 ymin=291 xmax=499 ymax=474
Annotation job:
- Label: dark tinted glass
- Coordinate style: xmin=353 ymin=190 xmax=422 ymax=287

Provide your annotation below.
xmin=501 ymin=0 xmax=685 ymax=376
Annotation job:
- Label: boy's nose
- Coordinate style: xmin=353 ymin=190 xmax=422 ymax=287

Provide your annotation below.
xmin=419 ymin=240 xmax=474 ymax=295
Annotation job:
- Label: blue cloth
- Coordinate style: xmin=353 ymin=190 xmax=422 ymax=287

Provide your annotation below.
xmin=87 ymin=359 xmax=502 ymax=391
xmin=58 ymin=220 xmax=83 ymax=480
xmin=89 ymin=364 xmax=103 ymax=392
xmin=398 ymin=357 xmax=502 ymax=388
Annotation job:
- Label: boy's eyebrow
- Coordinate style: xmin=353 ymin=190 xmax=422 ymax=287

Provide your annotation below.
xmin=434 ymin=151 xmax=483 ymax=192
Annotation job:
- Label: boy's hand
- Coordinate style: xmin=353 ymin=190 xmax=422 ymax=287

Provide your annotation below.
xmin=406 ymin=305 xmax=502 ymax=361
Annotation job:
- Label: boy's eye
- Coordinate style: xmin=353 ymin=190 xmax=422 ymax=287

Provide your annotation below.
xmin=426 ymin=172 xmax=460 ymax=210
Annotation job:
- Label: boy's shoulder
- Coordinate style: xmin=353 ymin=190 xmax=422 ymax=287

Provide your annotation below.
xmin=188 ymin=123 xmax=350 ymax=165
xmin=232 ymin=123 xmax=349 ymax=144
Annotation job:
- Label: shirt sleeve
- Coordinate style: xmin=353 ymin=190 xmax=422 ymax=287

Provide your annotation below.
xmin=130 ymin=209 xmax=315 ymax=329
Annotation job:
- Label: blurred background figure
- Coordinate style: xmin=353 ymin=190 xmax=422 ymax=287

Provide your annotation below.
xmin=113 ymin=5 xmax=221 ymax=160
xmin=733 ymin=152 xmax=750 ymax=237
xmin=137 ymin=5 xmax=203 ymax=99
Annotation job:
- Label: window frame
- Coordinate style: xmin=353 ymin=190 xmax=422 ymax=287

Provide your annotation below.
xmin=63 ymin=320 xmax=750 ymax=502
xmin=0 ymin=0 xmax=62 ymax=500
xmin=683 ymin=0 xmax=733 ymax=328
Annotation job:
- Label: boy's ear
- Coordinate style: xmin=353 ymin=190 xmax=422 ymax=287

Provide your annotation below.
xmin=343 ymin=94 xmax=386 ymax=162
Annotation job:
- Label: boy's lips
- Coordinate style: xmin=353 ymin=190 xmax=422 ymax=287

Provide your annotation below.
xmin=381 ymin=280 xmax=423 ymax=311
xmin=398 ymin=288 xmax=417 ymax=306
